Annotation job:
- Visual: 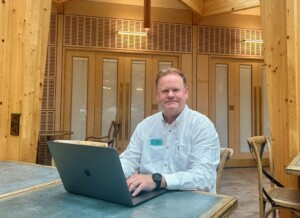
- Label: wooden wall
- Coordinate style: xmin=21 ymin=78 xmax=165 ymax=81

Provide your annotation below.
xmin=0 ymin=0 xmax=51 ymax=163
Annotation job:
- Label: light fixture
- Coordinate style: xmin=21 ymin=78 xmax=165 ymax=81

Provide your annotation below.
xmin=116 ymin=30 xmax=148 ymax=36
xmin=116 ymin=0 xmax=150 ymax=36
xmin=241 ymin=39 xmax=264 ymax=43
xmin=144 ymin=0 xmax=151 ymax=29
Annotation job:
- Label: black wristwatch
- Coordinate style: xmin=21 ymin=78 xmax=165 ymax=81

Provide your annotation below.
xmin=152 ymin=173 xmax=162 ymax=190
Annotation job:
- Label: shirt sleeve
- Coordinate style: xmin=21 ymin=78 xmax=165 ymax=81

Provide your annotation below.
xmin=163 ymin=118 xmax=220 ymax=193
xmin=119 ymin=123 xmax=143 ymax=178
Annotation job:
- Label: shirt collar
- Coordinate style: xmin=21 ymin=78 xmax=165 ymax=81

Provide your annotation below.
xmin=160 ymin=105 xmax=188 ymax=126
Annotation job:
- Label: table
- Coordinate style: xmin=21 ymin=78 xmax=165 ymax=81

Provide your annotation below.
xmin=286 ymin=152 xmax=300 ymax=176
xmin=0 ymin=186 xmax=237 ymax=218
xmin=0 ymin=161 xmax=60 ymax=199
xmin=0 ymin=161 xmax=238 ymax=217
xmin=39 ymin=130 xmax=74 ymax=141
xmin=38 ymin=130 xmax=73 ymax=165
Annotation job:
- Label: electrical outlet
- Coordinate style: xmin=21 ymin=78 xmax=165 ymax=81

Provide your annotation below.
xmin=10 ymin=113 xmax=21 ymax=136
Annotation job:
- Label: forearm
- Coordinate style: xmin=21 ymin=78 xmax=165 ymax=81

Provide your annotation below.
xmin=161 ymin=176 xmax=167 ymax=188
xmin=163 ymin=164 xmax=217 ymax=192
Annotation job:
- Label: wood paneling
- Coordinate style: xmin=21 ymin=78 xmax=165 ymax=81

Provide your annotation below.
xmin=63 ymin=15 xmax=193 ymax=53
xmin=198 ymin=26 xmax=263 ymax=57
xmin=62 ymin=1 xmax=193 ymax=24
xmin=181 ymin=53 xmax=193 ymax=107
xmin=200 ymin=13 xmax=261 ymax=29
xmin=196 ymin=55 xmax=209 ymax=115
xmin=0 ymin=0 xmax=52 ymax=162
xmin=179 ymin=0 xmax=204 ymax=16
xmin=203 ymin=0 xmax=259 ymax=16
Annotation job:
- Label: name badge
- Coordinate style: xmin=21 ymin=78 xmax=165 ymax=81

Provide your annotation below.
xmin=150 ymin=139 xmax=163 ymax=146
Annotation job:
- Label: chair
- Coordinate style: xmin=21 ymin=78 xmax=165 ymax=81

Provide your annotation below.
xmin=247 ymin=136 xmax=300 ymax=218
xmin=216 ymin=147 xmax=234 ymax=194
xmin=85 ymin=121 xmax=121 ymax=148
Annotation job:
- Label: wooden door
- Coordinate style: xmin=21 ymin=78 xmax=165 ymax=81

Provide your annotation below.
xmin=63 ymin=50 xmax=179 ymax=153
xmin=63 ymin=50 xmax=96 ymax=139
xmin=210 ymin=58 xmax=270 ymax=166
xmin=94 ymin=53 xmax=153 ymax=152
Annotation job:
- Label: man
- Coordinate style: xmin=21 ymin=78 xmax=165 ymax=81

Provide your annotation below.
xmin=120 ymin=67 xmax=220 ymax=196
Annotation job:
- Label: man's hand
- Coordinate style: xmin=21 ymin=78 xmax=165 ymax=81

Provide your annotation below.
xmin=126 ymin=174 xmax=156 ymax=197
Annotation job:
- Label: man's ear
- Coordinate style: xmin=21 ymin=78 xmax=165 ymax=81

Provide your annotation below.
xmin=185 ymin=87 xmax=188 ymax=99
xmin=156 ymin=92 xmax=159 ymax=101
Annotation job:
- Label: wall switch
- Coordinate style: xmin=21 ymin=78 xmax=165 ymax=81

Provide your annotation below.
xmin=10 ymin=113 xmax=21 ymax=136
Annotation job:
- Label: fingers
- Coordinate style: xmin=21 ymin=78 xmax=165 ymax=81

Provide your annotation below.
xmin=126 ymin=175 xmax=151 ymax=196
xmin=127 ymin=179 xmax=142 ymax=196
xmin=128 ymin=178 xmax=141 ymax=194
xmin=131 ymin=183 xmax=143 ymax=197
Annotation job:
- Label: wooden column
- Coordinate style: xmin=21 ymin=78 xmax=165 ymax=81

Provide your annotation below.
xmin=261 ymin=0 xmax=299 ymax=201
xmin=0 ymin=0 xmax=52 ymax=163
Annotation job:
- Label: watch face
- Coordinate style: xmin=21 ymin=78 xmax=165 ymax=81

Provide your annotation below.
xmin=153 ymin=173 xmax=162 ymax=181
xmin=152 ymin=173 xmax=162 ymax=189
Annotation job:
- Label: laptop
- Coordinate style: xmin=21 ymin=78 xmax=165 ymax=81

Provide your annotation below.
xmin=47 ymin=141 xmax=167 ymax=206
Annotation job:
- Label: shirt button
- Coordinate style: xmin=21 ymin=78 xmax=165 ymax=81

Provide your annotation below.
xmin=166 ymin=146 xmax=169 ymax=149
xmin=164 ymin=164 xmax=167 ymax=167
xmin=169 ymin=130 xmax=171 ymax=132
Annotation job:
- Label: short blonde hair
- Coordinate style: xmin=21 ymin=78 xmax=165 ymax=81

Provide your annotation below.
xmin=155 ymin=67 xmax=187 ymax=88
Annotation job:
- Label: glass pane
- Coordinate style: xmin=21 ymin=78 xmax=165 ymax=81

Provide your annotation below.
xmin=158 ymin=61 xmax=172 ymax=71
xmin=262 ymin=67 xmax=271 ymax=138
xmin=216 ymin=64 xmax=228 ymax=148
xmin=131 ymin=60 xmax=146 ymax=135
xmin=71 ymin=57 xmax=88 ymax=140
xmin=102 ymin=59 xmax=118 ymax=136
xmin=239 ymin=65 xmax=252 ymax=152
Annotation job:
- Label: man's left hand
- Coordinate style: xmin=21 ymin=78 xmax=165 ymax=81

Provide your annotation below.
xmin=126 ymin=174 xmax=156 ymax=196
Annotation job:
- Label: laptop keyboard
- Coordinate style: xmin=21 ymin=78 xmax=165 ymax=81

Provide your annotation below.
xmin=130 ymin=189 xmax=167 ymax=205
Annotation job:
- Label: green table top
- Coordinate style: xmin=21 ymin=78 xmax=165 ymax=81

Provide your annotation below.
xmin=0 ymin=161 xmax=60 ymax=198
xmin=0 ymin=184 xmax=237 ymax=218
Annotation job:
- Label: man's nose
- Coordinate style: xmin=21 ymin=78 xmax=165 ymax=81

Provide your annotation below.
xmin=166 ymin=90 xmax=175 ymax=96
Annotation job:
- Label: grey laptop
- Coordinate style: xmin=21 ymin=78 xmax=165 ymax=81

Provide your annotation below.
xmin=47 ymin=141 xmax=166 ymax=206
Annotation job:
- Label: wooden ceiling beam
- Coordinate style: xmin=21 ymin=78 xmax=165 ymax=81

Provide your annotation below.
xmin=203 ymin=0 xmax=260 ymax=16
xmin=52 ymin=0 xmax=72 ymax=4
xmin=178 ymin=0 xmax=204 ymax=16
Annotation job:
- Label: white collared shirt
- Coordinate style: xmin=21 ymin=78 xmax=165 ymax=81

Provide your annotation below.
xmin=120 ymin=105 xmax=220 ymax=193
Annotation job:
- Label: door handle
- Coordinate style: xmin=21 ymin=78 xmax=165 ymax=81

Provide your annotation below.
xmin=125 ymin=83 xmax=129 ymax=141
xmin=119 ymin=83 xmax=123 ymax=139
xmin=254 ymin=86 xmax=257 ymax=136
xmin=258 ymin=87 xmax=262 ymax=135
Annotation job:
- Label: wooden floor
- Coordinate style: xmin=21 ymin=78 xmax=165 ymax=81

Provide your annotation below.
xmin=220 ymin=167 xmax=270 ymax=217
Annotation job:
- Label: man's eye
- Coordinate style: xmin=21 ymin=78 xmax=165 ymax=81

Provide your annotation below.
xmin=161 ymin=90 xmax=169 ymax=94
xmin=172 ymin=89 xmax=180 ymax=93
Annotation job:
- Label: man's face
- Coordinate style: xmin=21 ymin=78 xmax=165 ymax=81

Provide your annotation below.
xmin=156 ymin=72 xmax=188 ymax=117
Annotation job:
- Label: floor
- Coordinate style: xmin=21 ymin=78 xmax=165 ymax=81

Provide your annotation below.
xmin=220 ymin=167 xmax=270 ymax=217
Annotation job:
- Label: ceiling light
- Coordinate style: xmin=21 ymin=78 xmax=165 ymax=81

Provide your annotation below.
xmin=116 ymin=30 xmax=148 ymax=36
xmin=241 ymin=39 xmax=264 ymax=43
